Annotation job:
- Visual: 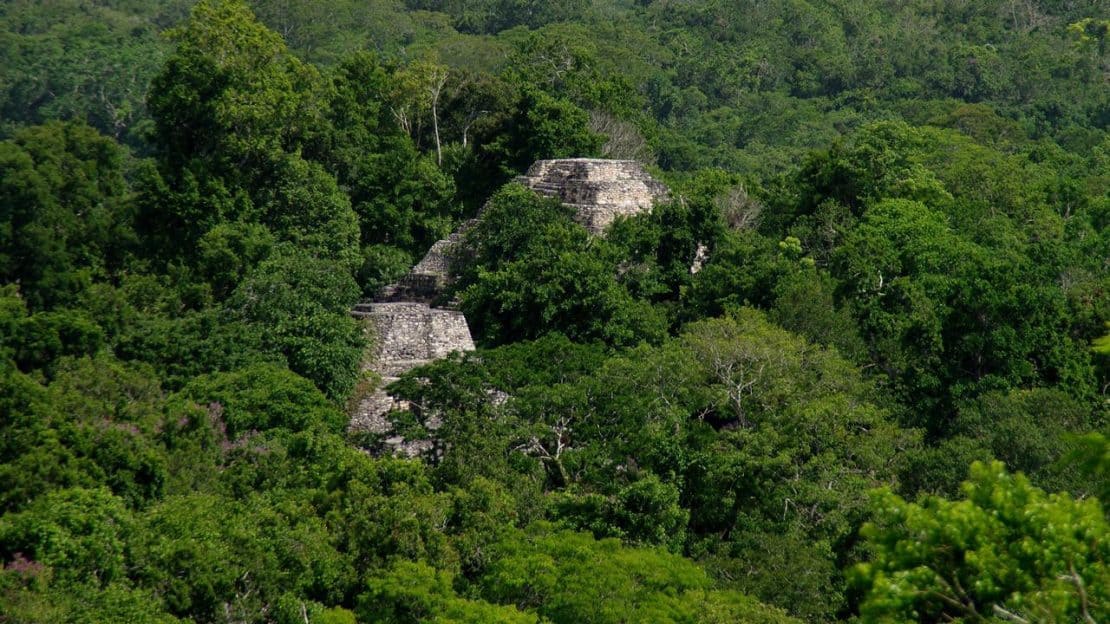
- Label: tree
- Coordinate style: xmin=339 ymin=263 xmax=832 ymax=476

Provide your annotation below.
xmin=1 ymin=286 xmax=104 ymax=375
xmin=456 ymin=184 xmax=666 ymax=347
xmin=833 ymin=198 xmax=1094 ymax=431
xmin=0 ymin=351 xmax=169 ymax=512
xmin=1063 ymin=433 xmax=1109 ymax=502
xmin=672 ymin=311 xmax=911 ymax=541
xmin=483 ymin=90 xmax=603 ymax=177
xmin=392 ymin=57 xmax=451 ymax=165
xmin=853 ymin=461 xmax=1108 ymax=624
xmin=250 ymin=154 xmax=361 ymax=271
xmin=0 ymin=487 xmax=133 ymax=586
xmin=142 ymin=0 xmax=361 ymax=272
xmin=682 ymin=229 xmax=794 ymax=319
xmin=552 ymin=474 xmax=689 ymax=552
xmin=1094 ymin=322 xmax=1110 ymax=355
xmin=177 ymin=363 xmax=347 ymax=438
xmin=0 ymin=573 xmax=181 ymax=624
xmin=310 ymin=52 xmax=456 ymax=260
xmin=1068 ymin=18 xmax=1110 ymax=78
xmin=0 ymin=1 xmax=172 ymax=144
xmin=566 ymin=310 xmax=915 ymax=619
xmin=358 ymin=561 xmax=534 ymax=624
xmin=147 ymin=0 xmax=321 ymax=175
xmin=225 ymin=246 xmax=365 ymax=400
xmin=406 ymin=0 xmax=590 ymax=34
xmin=946 ymin=388 xmax=1099 ymax=494
xmin=476 ymin=523 xmax=800 ymax=624
xmin=0 ymin=122 xmax=133 ymax=310
xmin=133 ymin=492 xmax=351 ymax=623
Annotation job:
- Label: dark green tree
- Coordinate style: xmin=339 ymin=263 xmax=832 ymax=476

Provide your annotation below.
xmin=225 ymin=246 xmax=365 ymax=400
xmin=456 ymin=184 xmax=666 ymax=347
xmin=0 ymin=122 xmax=133 ymax=310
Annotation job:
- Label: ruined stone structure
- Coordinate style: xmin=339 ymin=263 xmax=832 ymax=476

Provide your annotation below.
xmin=516 ymin=158 xmax=670 ymax=235
xmin=350 ymin=158 xmax=671 ymax=454
xmin=352 ymin=302 xmax=475 ymax=376
xmin=374 ymin=222 xmax=475 ymax=304
xmin=348 ymin=302 xmax=474 ymax=440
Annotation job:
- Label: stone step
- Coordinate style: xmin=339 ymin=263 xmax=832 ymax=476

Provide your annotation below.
xmin=526 ymin=183 xmax=564 ymax=194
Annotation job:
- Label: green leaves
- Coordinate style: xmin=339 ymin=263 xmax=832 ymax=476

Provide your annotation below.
xmin=456 ymin=183 xmax=667 ymax=347
xmin=1094 ymin=322 xmax=1110 ymax=355
xmin=360 ymin=560 xmax=534 ymax=624
xmin=831 ymin=193 xmax=1095 ymax=431
xmin=178 ymin=364 xmax=347 ymax=437
xmin=251 ymin=154 xmax=361 ymax=271
xmin=0 ymin=487 xmax=133 ymax=586
xmin=226 ymin=247 xmax=365 ymax=400
xmin=0 ymin=122 xmax=133 ymax=310
xmin=0 ymin=1 xmax=171 ymax=144
xmin=311 ymin=52 xmax=458 ymax=258
xmin=0 ymin=3 xmax=1106 ymax=623
xmin=483 ymin=90 xmax=603 ymax=177
xmin=554 ymin=474 xmax=689 ymax=551
xmin=476 ymin=523 xmax=799 ymax=624
xmin=133 ymin=492 xmax=354 ymax=622
xmin=149 ymin=0 xmax=320 ymax=171
xmin=854 ymin=461 xmax=1109 ymax=624
xmin=142 ymin=0 xmax=363 ymax=281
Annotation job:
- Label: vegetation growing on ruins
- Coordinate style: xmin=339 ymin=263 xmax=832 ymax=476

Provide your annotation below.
xmin=0 ymin=1 xmax=1107 ymax=622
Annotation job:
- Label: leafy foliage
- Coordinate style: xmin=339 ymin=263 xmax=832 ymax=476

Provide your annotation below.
xmin=0 ymin=0 xmax=1106 ymax=622
xmin=455 ymin=183 xmax=667 ymax=347
xmin=854 ymin=461 xmax=1108 ymax=624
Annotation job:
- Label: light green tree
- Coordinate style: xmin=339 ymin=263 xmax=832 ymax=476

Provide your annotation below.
xmin=853 ymin=461 xmax=1108 ymax=623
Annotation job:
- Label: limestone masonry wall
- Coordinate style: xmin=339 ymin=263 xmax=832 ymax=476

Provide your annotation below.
xmin=350 ymin=158 xmax=670 ymax=452
xmin=348 ymin=302 xmax=473 ymax=440
xmin=374 ymin=222 xmax=475 ymax=304
xmin=352 ymin=302 xmax=474 ymax=377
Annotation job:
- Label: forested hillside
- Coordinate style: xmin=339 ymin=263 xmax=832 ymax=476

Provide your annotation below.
xmin=1 ymin=1 xmax=1107 ymax=622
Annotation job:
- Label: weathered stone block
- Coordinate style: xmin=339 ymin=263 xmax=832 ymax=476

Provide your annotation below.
xmin=352 ymin=302 xmax=475 ymax=377
xmin=375 ymin=221 xmax=477 ymax=303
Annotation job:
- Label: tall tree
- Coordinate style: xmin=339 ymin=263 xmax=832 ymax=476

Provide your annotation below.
xmin=141 ymin=0 xmax=360 ymax=272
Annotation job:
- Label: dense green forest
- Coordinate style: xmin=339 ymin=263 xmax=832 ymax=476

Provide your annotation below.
xmin=1 ymin=0 xmax=1108 ymax=622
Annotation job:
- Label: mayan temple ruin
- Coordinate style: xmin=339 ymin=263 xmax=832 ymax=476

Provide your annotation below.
xmin=349 ymin=158 xmax=670 ymax=453
xmin=516 ymin=158 xmax=670 ymax=235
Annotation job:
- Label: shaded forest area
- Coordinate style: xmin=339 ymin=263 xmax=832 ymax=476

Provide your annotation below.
xmin=0 ymin=0 xmax=1107 ymax=622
